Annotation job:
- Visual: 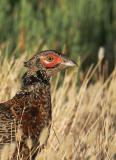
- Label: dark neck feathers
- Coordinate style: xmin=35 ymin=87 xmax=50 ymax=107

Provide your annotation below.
xmin=22 ymin=70 xmax=50 ymax=87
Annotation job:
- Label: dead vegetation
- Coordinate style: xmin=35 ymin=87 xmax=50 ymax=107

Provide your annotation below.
xmin=0 ymin=53 xmax=116 ymax=160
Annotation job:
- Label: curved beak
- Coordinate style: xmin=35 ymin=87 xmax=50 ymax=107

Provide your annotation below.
xmin=61 ymin=56 xmax=78 ymax=67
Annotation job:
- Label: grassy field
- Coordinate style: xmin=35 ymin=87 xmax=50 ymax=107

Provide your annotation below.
xmin=0 ymin=52 xmax=116 ymax=160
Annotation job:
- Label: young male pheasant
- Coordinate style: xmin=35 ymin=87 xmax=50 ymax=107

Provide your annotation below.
xmin=0 ymin=50 xmax=76 ymax=160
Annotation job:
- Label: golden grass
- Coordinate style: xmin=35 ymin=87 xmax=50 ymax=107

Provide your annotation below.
xmin=0 ymin=53 xmax=116 ymax=160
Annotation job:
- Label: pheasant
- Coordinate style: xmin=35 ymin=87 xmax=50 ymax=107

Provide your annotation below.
xmin=0 ymin=50 xmax=76 ymax=160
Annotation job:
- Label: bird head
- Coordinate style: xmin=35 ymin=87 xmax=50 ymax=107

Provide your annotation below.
xmin=24 ymin=50 xmax=77 ymax=77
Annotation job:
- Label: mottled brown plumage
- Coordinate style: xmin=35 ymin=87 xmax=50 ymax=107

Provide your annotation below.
xmin=0 ymin=50 xmax=76 ymax=160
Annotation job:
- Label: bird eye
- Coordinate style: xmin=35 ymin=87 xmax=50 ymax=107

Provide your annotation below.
xmin=46 ymin=56 xmax=54 ymax=62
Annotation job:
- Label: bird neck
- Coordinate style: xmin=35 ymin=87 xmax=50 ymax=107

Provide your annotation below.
xmin=22 ymin=70 xmax=50 ymax=87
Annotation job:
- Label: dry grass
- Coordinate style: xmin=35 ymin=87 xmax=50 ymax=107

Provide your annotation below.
xmin=0 ymin=53 xmax=116 ymax=160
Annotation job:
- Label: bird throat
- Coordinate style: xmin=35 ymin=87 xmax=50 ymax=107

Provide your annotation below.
xmin=22 ymin=70 xmax=50 ymax=87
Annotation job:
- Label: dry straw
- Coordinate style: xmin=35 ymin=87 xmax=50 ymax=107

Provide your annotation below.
xmin=0 ymin=53 xmax=115 ymax=160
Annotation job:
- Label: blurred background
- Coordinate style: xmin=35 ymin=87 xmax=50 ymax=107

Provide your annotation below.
xmin=0 ymin=0 xmax=115 ymax=60
xmin=0 ymin=0 xmax=116 ymax=82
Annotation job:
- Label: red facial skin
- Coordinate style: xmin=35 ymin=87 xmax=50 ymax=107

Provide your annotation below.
xmin=40 ymin=53 xmax=63 ymax=68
